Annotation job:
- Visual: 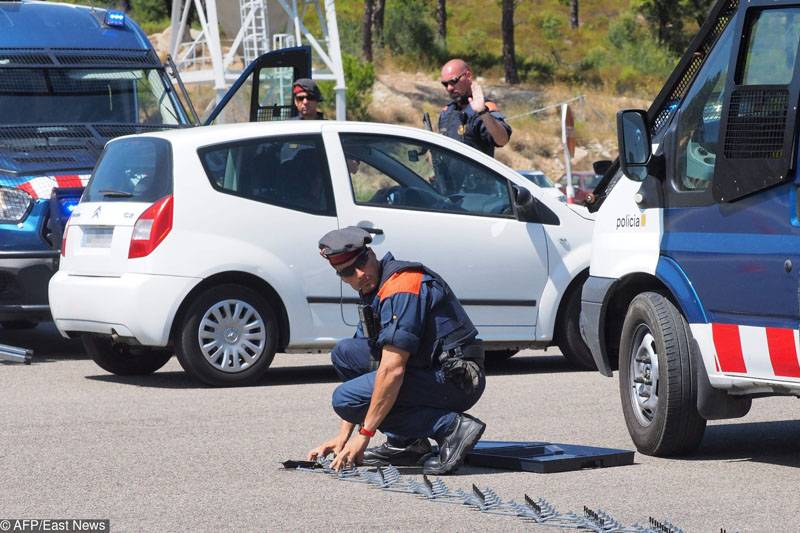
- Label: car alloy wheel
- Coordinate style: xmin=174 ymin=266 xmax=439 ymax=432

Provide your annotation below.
xmin=198 ymin=299 xmax=266 ymax=373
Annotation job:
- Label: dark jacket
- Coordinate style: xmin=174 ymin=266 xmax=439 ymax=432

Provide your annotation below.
xmin=356 ymin=253 xmax=477 ymax=368
xmin=437 ymin=100 xmax=512 ymax=157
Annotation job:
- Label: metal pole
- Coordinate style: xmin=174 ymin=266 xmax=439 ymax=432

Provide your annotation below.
xmin=0 ymin=343 xmax=32 ymax=364
xmin=325 ymin=0 xmax=347 ymax=120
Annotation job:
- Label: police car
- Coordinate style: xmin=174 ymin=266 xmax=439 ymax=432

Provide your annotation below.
xmin=581 ymin=0 xmax=800 ymax=455
xmin=49 ymin=119 xmax=596 ymax=386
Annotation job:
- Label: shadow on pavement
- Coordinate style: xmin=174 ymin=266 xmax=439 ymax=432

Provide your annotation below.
xmin=485 ymin=353 xmax=588 ymax=376
xmin=1 ymin=322 xmax=86 ymax=363
xmin=85 ymin=362 xmax=342 ymax=389
xmin=685 ymin=420 xmax=800 ymax=468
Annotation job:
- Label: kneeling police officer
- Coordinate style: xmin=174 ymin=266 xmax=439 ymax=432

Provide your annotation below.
xmin=307 ymin=227 xmax=486 ymax=474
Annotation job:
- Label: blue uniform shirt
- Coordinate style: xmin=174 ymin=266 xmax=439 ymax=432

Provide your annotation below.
xmin=356 ymin=253 xmax=477 ymax=368
xmin=437 ymin=100 xmax=512 ymax=157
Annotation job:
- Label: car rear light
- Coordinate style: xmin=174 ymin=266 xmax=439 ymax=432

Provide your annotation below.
xmin=129 ymin=195 xmax=173 ymax=259
xmin=61 ymin=223 xmax=69 ymax=257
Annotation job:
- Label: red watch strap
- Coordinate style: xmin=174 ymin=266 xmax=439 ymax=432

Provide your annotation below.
xmin=358 ymin=426 xmax=376 ymax=437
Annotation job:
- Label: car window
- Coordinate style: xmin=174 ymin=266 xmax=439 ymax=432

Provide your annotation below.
xmin=198 ymin=135 xmax=335 ymax=216
xmin=340 ymin=133 xmax=513 ymax=217
xmin=84 ymin=137 xmax=172 ymax=203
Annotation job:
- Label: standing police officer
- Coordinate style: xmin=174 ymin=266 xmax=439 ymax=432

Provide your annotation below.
xmin=307 ymin=227 xmax=486 ymax=474
xmin=438 ymin=59 xmax=511 ymax=157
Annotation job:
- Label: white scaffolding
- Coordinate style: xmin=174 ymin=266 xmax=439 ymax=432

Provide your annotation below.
xmin=169 ymin=0 xmax=346 ymax=119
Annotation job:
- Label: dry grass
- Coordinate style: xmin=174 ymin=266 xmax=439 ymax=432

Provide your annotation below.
xmin=368 ymin=71 xmax=650 ymax=182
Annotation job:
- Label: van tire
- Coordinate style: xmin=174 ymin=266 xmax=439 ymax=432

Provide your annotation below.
xmin=557 ymin=284 xmax=596 ymax=370
xmin=619 ymin=292 xmax=706 ymax=456
xmin=83 ymin=334 xmax=172 ymax=376
xmin=175 ymin=284 xmax=278 ymax=387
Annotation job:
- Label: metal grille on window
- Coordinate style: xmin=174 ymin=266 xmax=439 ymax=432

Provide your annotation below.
xmin=0 ymin=49 xmax=53 ymax=65
xmin=257 ymin=105 xmax=293 ymax=121
xmin=651 ymin=0 xmax=739 ymax=134
xmin=53 ymin=48 xmax=160 ymax=67
xmin=723 ymin=88 xmax=788 ymax=159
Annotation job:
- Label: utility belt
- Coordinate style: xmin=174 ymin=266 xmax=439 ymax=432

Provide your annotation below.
xmin=437 ymin=341 xmax=484 ymax=395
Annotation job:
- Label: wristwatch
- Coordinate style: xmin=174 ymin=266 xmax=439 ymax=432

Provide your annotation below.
xmin=476 ymin=106 xmax=490 ymax=116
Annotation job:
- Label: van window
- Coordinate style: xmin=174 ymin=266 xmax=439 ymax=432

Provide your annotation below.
xmin=198 ymin=135 xmax=335 ymax=216
xmin=674 ymin=20 xmax=735 ymax=192
xmin=83 ymin=138 xmax=172 ymax=203
xmin=740 ymin=8 xmax=800 ymax=86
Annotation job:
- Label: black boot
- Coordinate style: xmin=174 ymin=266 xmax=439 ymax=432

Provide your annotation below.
xmin=423 ymin=414 xmax=485 ymax=475
xmin=362 ymin=438 xmax=432 ymax=467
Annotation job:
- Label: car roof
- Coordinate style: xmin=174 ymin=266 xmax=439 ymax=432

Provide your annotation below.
xmin=110 ymin=120 xmax=482 ymax=151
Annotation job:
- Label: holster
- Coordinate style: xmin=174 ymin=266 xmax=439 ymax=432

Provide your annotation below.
xmin=438 ymin=342 xmax=485 ymax=394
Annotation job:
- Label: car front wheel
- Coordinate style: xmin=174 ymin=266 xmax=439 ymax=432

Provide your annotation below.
xmin=175 ymin=284 xmax=278 ymax=387
xmin=619 ymin=292 xmax=706 ymax=456
xmin=557 ymin=283 xmax=597 ymax=370
xmin=83 ymin=334 xmax=173 ymax=376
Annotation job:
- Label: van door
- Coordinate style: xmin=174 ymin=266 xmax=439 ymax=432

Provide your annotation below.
xmin=661 ymin=6 xmax=800 ymax=382
xmin=204 ymin=46 xmax=312 ymax=125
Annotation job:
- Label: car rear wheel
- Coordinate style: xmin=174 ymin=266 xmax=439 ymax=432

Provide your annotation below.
xmin=83 ymin=334 xmax=173 ymax=376
xmin=175 ymin=284 xmax=278 ymax=387
xmin=556 ymin=282 xmax=596 ymax=370
xmin=619 ymin=292 xmax=706 ymax=456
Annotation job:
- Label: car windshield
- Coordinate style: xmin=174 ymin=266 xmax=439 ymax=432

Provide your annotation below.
xmin=0 ymin=68 xmax=182 ymax=125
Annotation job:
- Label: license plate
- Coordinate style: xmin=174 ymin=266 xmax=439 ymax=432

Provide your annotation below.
xmin=81 ymin=227 xmax=114 ymax=248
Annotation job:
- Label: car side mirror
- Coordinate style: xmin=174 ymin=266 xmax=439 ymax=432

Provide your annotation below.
xmin=592 ymin=159 xmax=612 ymax=176
xmin=513 ymin=185 xmax=559 ymax=225
xmin=617 ymin=109 xmax=651 ymax=182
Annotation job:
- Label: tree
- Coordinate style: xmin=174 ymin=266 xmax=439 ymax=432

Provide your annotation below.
xmin=501 ymin=0 xmax=519 ymax=84
xmin=372 ymin=0 xmax=386 ymax=48
xmin=362 ymin=0 xmax=374 ymax=62
xmin=636 ymin=0 xmax=714 ymax=53
xmin=570 ymin=0 xmax=579 ymax=29
xmin=436 ymin=0 xmax=447 ymax=44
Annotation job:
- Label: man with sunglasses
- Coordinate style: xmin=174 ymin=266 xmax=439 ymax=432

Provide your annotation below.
xmin=438 ymin=59 xmax=511 ymax=157
xmin=308 ymin=226 xmax=486 ymax=475
xmin=291 ymin=78 xmax=324 ymax=120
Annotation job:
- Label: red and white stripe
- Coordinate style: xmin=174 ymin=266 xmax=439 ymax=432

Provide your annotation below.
xmin=16 ymin=174 xmax=90 ymax=200
xmin=691 ymin=323 xmax=800 ymax=380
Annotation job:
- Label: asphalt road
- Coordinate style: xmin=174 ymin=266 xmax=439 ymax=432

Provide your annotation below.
xmin=1 ymin=324 xmax=798 ymax=532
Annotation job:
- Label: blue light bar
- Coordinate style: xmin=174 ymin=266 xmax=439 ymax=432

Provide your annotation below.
xmin=58 ymin=197 xmax=80 ymax=222
xmin=105 ymin=10 xmax=126 ymax=27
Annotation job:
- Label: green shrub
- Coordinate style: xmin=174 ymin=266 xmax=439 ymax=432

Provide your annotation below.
xmin=384 ymin=0 xmax=438 ymax=59
xmin=319 ymin=53 xmax=375 ymax=121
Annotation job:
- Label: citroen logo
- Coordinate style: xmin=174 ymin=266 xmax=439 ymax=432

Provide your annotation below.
xmin=92 ymin=206 xmax=102 ymax=219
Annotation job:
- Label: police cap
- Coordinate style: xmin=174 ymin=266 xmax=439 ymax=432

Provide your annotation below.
xmin=292 ymin=78 xmax=323 ymax=102
xmin=319 ymin=226 xmax=372 ymax=265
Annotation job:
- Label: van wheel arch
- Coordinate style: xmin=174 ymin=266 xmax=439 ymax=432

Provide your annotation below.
xmin=603 ymin=274 xmax=675 ymax=371
xmin=170 ymin=272 xmax=290 ymax=352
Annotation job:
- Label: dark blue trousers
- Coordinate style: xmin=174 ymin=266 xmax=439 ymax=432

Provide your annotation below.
xmin=330 ymin=337 xmax=485 ymax=443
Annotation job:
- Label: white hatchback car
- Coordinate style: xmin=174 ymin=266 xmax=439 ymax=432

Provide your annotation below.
xmin=49 ymin=120 xmax=595 ymax=386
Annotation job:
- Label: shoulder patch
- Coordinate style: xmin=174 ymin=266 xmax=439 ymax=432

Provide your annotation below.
xmin=378 ymin=270 xmax=424 ymax=301
xmin=486 ymin=101 xmax=499 ymax=112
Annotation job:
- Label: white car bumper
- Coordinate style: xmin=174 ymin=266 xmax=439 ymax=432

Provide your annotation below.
xmin=49 ymin=271 xmax=200 ymax=346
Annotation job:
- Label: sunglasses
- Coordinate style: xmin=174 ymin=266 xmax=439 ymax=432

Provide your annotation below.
xmin=294 ymin=94 xmax=317 ymax=102
xmin=441 ymin=72 xmax=466 ymax=88
xmin=335 ymin=250 xmax=370 ymax=278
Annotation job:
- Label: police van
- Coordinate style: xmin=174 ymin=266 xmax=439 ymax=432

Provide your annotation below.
xmin=581 ymin=0 xmax=800 ymax=455
xmin=0 ymin=1 xmax=193 ymax=330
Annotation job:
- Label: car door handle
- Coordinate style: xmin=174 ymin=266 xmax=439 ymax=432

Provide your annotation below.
xmin=361 ymin=227 xmax=384 ymax=235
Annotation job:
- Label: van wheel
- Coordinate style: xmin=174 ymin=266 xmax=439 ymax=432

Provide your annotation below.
xmin=83 ymin=334 xmax=172 ymax=376
xmin=557 ymin=284 xmax=596 ymax=370
xmin=175 ymin=284 xmax=278 ymax=387
xmin=619 ymin=292 xmax=706 ymax=456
